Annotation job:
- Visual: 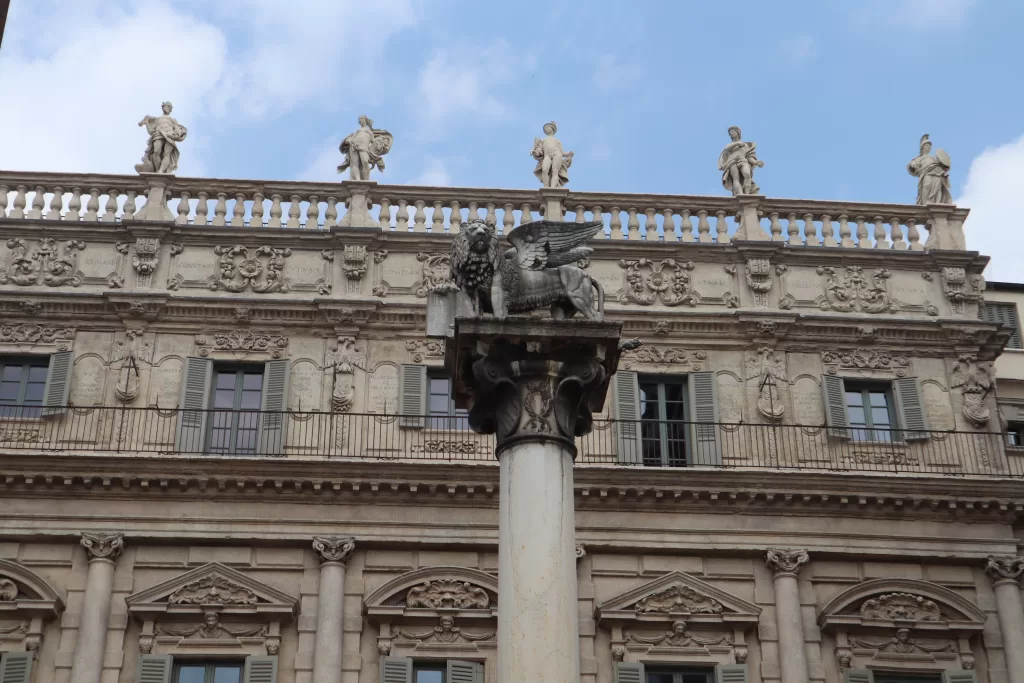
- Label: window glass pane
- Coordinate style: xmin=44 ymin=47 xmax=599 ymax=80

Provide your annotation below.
xmin=430 ymin=378 xmax=449 ymax=394
xmin=415 ymin=670 xmax=444 ymax=683
xmin=23 ymin=382 xmax=45 ymax=404
xmin=242 ymin=372 xmax=263 ymax=390
xmin=647 ymin=674 xmax=674 ymax=683
xmin=845 ymin=391 xmax=863 ymax=406
xmin=175 ymin=667 xmax=207 ymax=683
xmin=846 ymin=406 xmax=866 ymax=426
xmin=681 ymin=674 xmax=712 ymax=683
xmin=429 ymin=395 xmax=450 ymax=415
xmin=0 ymin=382 xmax=19 ymax=402
xmin=663 ymin=383 xmax=685 ymax=404
xmin=871 ymin=407 xmax=892 ymax=427
xmin=239 ymin=390 xmax=262 ymax=409
xmin=869 ymin=391 xmax=889 ymax=408
xmin=213 ymin=667 xmax=243 ymax=683
xmin=216 ymin=372 xmax=236 ymax=389
xmin=214 ymin=388 xmax=236 ymax=408
xmin=1 ymin=366 xmax=23 ymax=382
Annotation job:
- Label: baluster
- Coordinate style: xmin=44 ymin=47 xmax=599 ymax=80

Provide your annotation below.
xmin=839 ymin=214 xmax=854 ymax=247
xmin=625 ymin=208 xmax=639 ymax=240
xmin=697 ymin=210 xmax=712 ymax=243
xmin=45 ymin=187 xmax=65 ymax=220
xmin=446 ymin=201 xmax=461 ymax=233
xmin=820 ymin=214 xmax=836 ymax=247
xmin=175 ymin=190 xmax=190 ymax=225
xmin=28 ymin=186 xmax=46 ymax=219
xmin=306 ymin=195 xmax=320 ymax=229
xmin=11 ymin=185 xmax=28 ymax=219
xmin=591 ymin=206 xmax=605 ymax=239
xmin=485 ymin=202 xmax=497 ymax=227
xmin=609 ymin=207 xmax=622 ymax=240
xmin=574 ymin=204 xmax=586 ymax=223
xmin=803 ymin=213 xmax=819 ymax=247
xmin=413 ymin=200 xmax=427 ymax=232
xmin=890 ymin=217 xmax=906 ymax=250
xmin=907 ymin=218 xmax=922 ymax=251
xmin=662 ymin=209 xmax=678 ymax=241
xmin=266 ymin=193 xmax=283 ymax=228
xmin=230 ymin=193 xmax=246 ymax=226
xmin=521 ymin=203 xmax=533 ymax=226
xmin=715 ymin=210 xmax=730 ymax=244
xmin=377 ymin=198 xmax=391 ymax=230
xmin=786 ymin=212 xmax=801 ymax=246
xmin=84 ymin=189 xmax=101 ymax=222
xmin=643 ymin=208 xmax=658 ymax=241
xmin=323 ymin=196 xmax=338 ymax=229
xmin=855 ymin=215 xmax=870 ymax=248
xmin=872 ymin=216 xmax=888 ymax=249
xmin=430 ymin=201 xmax=444 ymax=233
xmin=467 ymin=201 xmax=479 ymax=223
xmin=67 ymin=187 xmax=83 ymax=221
xmin=193 ymin=191 xmax=210 ymax=225
xmin=211 ymin=192 xmax=228 ymax=226
xmin=251 ymin=192 xmax=265 ymax=228
xmin=502 ymin=204 xmax=515 ymax=236
xmin=100 ymin=189 xmax=119 ymax=222
xmin=396 ymin=200 xmax=409 ymax=231
xmin=679 ymin=209 xmax=694 ymax=243
xmin=122 ymin=190 xmax=137 ymax=222
xmin=769 ymin=212 xmax=783 ymax=241
xmin=286 ymin=195 xmax=301 ymax=228
xmin=0 ymin=185 xmax=7 ymax=218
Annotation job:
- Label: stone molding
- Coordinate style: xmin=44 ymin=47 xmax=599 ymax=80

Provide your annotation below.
xmin=985 ymin=555 xmax=1024 ymax=585
xmin=765 ymin=548 xmax=809 ymax=578
xmin=80 ymin=532 xmax=124 ymax=562
xmin=364 ymin=566 xmax=498 ymax=622
xmin=312 ymin=536 xmax=355 ymax=565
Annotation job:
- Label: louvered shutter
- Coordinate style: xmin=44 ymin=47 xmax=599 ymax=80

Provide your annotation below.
xmin=258 ymin=359 xmax=291 ymax=456
xmin=822 ymin=374 xmax=850 ymax=438
xmin=243 ymin=655 xmax=278 ymax=683
xmin=943 ymin=670 xmax=977 ymax=683
xmin=175 ymin=357 xmax=212 ymax=453
xmin=41 ymin=350 xmax=74 ymax=416
xmin=398 ymin=364 xmax=427 ymax=428
xmin=688 ymin=371 xmax=722 ymax=465
xmin=380 ymin=656 xmax=413 ymax=683
xmin=0 ymin=652 xmax=34 ymax=683
xmin=894 ymin=376 xmax=929 ymax=441
xmin=136 ymin=654 xmax=172 ymax=683
xmin=612 ymin=371 xmax=642 ymax=464
xmin=613 ymin=661 xmax=644 ymax=683
xmin=843 ymin=670 xmax=873 ymax=683
xmin=447 ymin=659 xmax=483 ymax=683
xmin=715 ymin=664 xmax=747 ymax=683
xmin=981 ymin=302 xmax=1022 ymax=349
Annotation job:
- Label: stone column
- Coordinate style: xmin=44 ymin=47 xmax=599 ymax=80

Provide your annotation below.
xmin=312 ymin=537 xmax=356 ymax=683
xmin=986 ymin=555 xmax=1024 ymax=683
xmin=447 ymin=318 xmax=622 ymax=683
xmin=765 ymin=548 xmax=810 ymax=683
xmin=69 ymin=532 xmax=124 ymax=683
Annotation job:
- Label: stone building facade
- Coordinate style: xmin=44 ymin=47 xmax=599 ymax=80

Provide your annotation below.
xmin=0 ymin=174 xmax=1019 ymax=683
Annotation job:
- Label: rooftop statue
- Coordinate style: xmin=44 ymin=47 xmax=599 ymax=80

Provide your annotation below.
xmin=449 ymin=219 xmax=604 ymax=321
xmin=718 ymin=125 xmax=763 ymax=196
xmin=531 ymin=121 xmax=574 ymax=188
xmin=338 ymin=115 xmax=394 ymax=181
xmin=907 ymin=134 xmax=952 ymax=205
xmin=135 ymin=102 xmax=187 ymax=174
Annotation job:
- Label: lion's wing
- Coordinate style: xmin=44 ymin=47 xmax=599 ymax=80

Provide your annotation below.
xmin=508 ymin=220 xmax=602 ymax=270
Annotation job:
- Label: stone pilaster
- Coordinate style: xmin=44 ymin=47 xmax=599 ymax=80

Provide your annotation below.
xmin=70 ymin=532 xmax=124 ymax=683
xmin=765 ymin=548 xmax=810 ymax=683
xmin=312 ymin=537 xmax=356 ymax=683
xmin=986 ymin=555 xmax=1024 ymax=683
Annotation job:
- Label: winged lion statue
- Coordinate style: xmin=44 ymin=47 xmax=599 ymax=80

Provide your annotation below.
xmin=449 ymin=218 xmax=605 ymax=321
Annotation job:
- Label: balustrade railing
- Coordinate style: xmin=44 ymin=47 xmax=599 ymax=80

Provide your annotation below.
xmin=0 ymin=406 xmax=1016 ymax=477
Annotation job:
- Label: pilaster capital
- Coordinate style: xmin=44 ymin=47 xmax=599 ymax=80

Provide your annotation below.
xmin=80 ymin=532 xmax=124 ymax=562
xmin=313 ymin=536 xmax=356 ymax=565
xmin=765 ymin=548 xmax=809 ymax=578
xmin=575 ymin=543 xmax=586 ymax=562
xmin=985 ymin=555 xmax=1024 ymax=585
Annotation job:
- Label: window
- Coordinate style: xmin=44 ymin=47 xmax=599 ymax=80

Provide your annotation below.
xmin=0 ymin=357 xmax=49 ymax=418
xmin=1008 ymin=422 xmax=1024 ymax=448
xmin=414 ymin=663 xmax=446 ymax=683
xmin=844 ymin=381 xmax=897 ymax=442
xmin=207 ymin=365 xmax=264 ymax=455
xmin=427 ymin=373 xmax=469 ymax=430
xmin=980 ymin=301 xmax=1022 ymax=349
xmin=639 ymin=375 xmax=688 ymax=466
xmin=873 ymin=673 xmax=941 ymax=683
xmin=646 ymin=668 xmax=715 ymax=683
xmin=173 ymin=660 xmax=245 ymax=683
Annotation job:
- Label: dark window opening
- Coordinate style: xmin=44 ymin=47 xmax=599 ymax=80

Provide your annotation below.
xmin=646 ymin=667 xmax=715 ymax=683
xmin=207 ymin=365 xmax=264 ymax=455
xmin=843 ymin=381 xmax=897 ymax=442
xmin=173 ymin=661 xmax=245 ymax=683
xmin=427 ymin=373 xmax=469 ymax=430
xmin=0 ymin=357 xmax=49 ymax=418
xmin=1008 ymin=422 xmax=1024 ymax=448
xmin=639 ymin=375 xmax=688 ymax=467
xmin=873 ymin=672 xmax=942 ymax=683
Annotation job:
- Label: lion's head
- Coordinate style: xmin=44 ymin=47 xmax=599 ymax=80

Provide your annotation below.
xmin=450 ymin=219 xmax=498 ymax=294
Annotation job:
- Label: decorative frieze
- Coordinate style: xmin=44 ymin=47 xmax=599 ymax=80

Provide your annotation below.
xmin=406 ymin=339 xmax=444 ymax=363
xmin=822 ymin=349 xmax=910 ymax=377
xmin=195 ymin=330 xmax=288 ymax=358
xmin=619 ymin=258 xmax=696 ymax=306
xmin=406 ymin=580 xmax=492 ymax=609
xmin=168 ymin=575 xmax=258 ymax=605
xmin=0 ymin=324 xmax=75 ymax=345
xmin=209 ymin=245 xmax=291 ymax=293
xmin=632 ymin=585 xmax=723 ymax=614
xmin=850 ymin=628 xmax=953 ymax=654
xmin=817 ymin=266 xmax=896 ymax=314
xmin=951 ymin=354 xmax=993 ymax=427
xmin=396 ymin=616 xmax=494 ymax=644
xmin=0 ymin=237 xmax=86 ymax=287
xmin=860 ymin=593 xmax=941 ymax=621
xmin=626 ymin=620 xmax=730 ymax=648
xmin=620 ymin=346 xmax=707 ymax=370
xmin=155 ymin=612 xmax=267 ymax=638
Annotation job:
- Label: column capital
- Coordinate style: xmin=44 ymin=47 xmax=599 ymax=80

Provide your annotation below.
xmin=575 ymin=543 xmax=586 ymax=562
xmin=765 ymin=548 xmax=809 ymax=578
xmin=313 ymin=536 xmax=355 ymax=565
xmin=80 ymin=532 xmax=124 ymax=562
xmin=986 ymin=555 xmax=1024 ymax=585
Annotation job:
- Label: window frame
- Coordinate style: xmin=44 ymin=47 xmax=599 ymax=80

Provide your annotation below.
xmin=644 ymin=666 xmax=716 ymax=683
xmin=172 ymin=659 xmax=247 ymax=683
xmin=980 ymin=301 xmax=1022 ymax=349
xmin=206 ymin=363 xmax=266 ymax=456
xmin=872 ymin=672 xmax=943 ymax=683
xmin=842 ymin=380 xmax=898 ymax=442
xmin=426 ymin=371 xmax=469 ymax=430
xmin=1006 ymin=421 xmax=1024 ymax=449
xmin=638 ymin=374 xmax=689 ymax=467
xmin=413 ymin=660 xmax=448 ymax=683
xmin=0 ymin=356 xmax=50 ymax=417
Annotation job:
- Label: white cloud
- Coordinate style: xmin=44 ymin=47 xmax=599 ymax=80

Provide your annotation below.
xmin=591 ymin=54 xmax=643 ymax=92
xmin=416 ymin=40 xmax=531 ymax=123
xmin=956 ymin=134 xmax=1024 ymax=282
xmin=408 ymin=158 xmax=452 ymax=187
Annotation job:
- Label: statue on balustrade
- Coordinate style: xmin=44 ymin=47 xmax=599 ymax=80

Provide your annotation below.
xmin=907 ymin=134 xmax=952 ymax=205
xmin=531 ymin=121 xmax=574 ymax=188
xmin=135 ymin=101 xmax=188 ymax=174
xmin=338 ymin=115 xmax=394 ymax=181
xmin=449 ymin=219 xmax=604 ymax=321
xmin=718 ymin=125 xmax=763 ymax=196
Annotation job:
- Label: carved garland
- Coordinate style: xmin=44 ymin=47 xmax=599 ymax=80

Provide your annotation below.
xmin=168 ymin=576 xmax=259 ymax=606
xmin=619 ymin=258 xmax=697 ymax=307
xmin=209 ymin=245 xmax=291 ymax=293
xmin=195 ymin=331 xmax=289 ymax=358
xmin=620 ymin=347 xmax=707 ymax=370
xmin=817 ymin=266 xmax=897 ymax=314
xmin=822 ymin=350 xmax=910 ymax=377
xmin=0 ymin=238 xmax=86 ymax=287
xmin=405 ymin=580 xmax=491 ymax=609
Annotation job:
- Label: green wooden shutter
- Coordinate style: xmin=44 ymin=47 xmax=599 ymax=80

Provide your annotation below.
xmin=0 ymin=652 xmax=34 ymax=683
xmin=715 ymin=664 xmax=747 ymax=683
xmin=943 ymin=670 xmax=977 ymax=683
xmin=243 ymin=656 xmax=278 ymax=683
xmin=843 ymin=670 xmax=873 ymax=683
xmin=41 ymin=350 xmax=74 ymax=416
xmin=822 ymin=374 xmax=850 ymax=438
xmin=612 ymin=370 xmax=642 ymax=464
xmin=613 ymin=661 xmax=644 ymax=683
xmin=447 ymin=660 xmax=483 ymax=683
xmin=258 ymin=359 xmax=291 ymax=456
xmin=398 ymin=364 xmax=427 ymax=428
xmin=136 ymin=654 xmax=172 ymax=683
xmin=175 ymin=357 xmax=212 ymax=453
xmin=688 ymin=370 xmax=722 ymax=465
xmin=894 ymin=376 xmax=929 ymax=441
xmin=380 ymin=656 xmax=413 ymax=683
xmin=981 ymin=302 xmax=1021 ymax=349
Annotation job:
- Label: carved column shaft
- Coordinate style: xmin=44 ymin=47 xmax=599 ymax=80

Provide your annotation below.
xmin=766 ymin=549 xmax=810 ymax=683
xmin=312 ymin=537 xmax=355 ymax=683
xmin=987 ymin=556 xmax=1024 ymax=683
xmin=70 ymin=533 xmax=124 ymax=683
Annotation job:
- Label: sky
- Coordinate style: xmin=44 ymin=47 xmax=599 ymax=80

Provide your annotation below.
xmin=1 ymin=0 xmax=1022 ymax=280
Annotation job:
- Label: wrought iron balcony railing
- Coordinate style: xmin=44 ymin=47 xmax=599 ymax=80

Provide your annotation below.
xmin=0 ymin=406 xmax=1019 ymax=478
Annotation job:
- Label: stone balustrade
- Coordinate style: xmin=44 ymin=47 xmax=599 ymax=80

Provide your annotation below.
xmin=0 ymin=172 xmax=969 ymax=251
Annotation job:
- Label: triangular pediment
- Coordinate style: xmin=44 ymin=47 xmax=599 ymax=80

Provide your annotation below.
xmin=126 ymin=563 xmax=298 ymax=619
xmin=595 ymin=571 xmax=760 ymax=627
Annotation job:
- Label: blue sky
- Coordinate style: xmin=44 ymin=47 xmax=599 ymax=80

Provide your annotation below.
xmin=2 ymin=0 xmax=1023 ymax=278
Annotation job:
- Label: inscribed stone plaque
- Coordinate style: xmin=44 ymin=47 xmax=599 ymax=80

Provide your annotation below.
xmin=922 ymin=380 xmax=955 ymax=431
xmin=426 ymin=291 xmax=454 ymax=337
xmin=691 ymin=264 xmax=733 ymax=301
xmin=587 ymin=261 xmax=622 ymax=299
xmin=70 ymin=355 xmax=106 ymax=406
xmin=289 ymin=359 xmax=322 ymax=412
xmin=792 ymin=376 xmax=824 ymax=426
xmin=783 ymin=267 xmax=824 ymax=304
xmin=379 ymin=254 xmax=422 ymax=290
xmin=716 ymin=372 xmax=743 ymax=423
xmin=78 ymin=246 xmax=119 ymax=279
xmin=888 ymin=271 xmax=931 ymax=306
xmin=149 ymin=360 xmax=183 ymax=407
xmin=287 ymin=251 xmax=327 ymax=287
xmin=367 ymin=364 xmax=398 ymax=413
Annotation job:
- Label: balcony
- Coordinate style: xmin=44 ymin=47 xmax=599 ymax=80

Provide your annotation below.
xmin=0 ymin=406 xmax=1019 ymax=478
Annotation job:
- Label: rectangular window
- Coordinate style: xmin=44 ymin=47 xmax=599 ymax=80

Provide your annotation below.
xmin=173 ymin=660 xmax=245 ymax=683
xmin=646 ymin=668 xmax=715 ymax=683
xmin=0 ymin=357 xmax=49 ymax=418
xmin=414 ymin=663 xmax=447 ymax=683
xmin=873 ymin=673 xmax=942 ymax=683
xmin=980 ymin=301 xmax=1022 ymax=349
xmin=638 ymin=375 xmax=688 ymax=467
xmin=843 ymin=381 xmax=897 ymax=442
xmin=427 ymin=373 xmax=469 ymax=430
xmin=1008 ymin=422 xmax=1024 ymax=448
xmin=207 ymin=365 xmax=264 ymax=455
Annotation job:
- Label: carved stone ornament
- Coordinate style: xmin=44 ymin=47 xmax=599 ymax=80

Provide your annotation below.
xmin=633 ymin=585 xmax=723 ymax=614
xmin=575 ymin=543 xmax=586 ymax=561
xmin=209 ymin=245 xmax=291 ymax=293
xmin=765 ymin=548 xmax=809 ymax=577
xmin=313 ymin=537 xmax=355 ymax=565
xmin=850 ymin=628 xmax=953 ymax=655
xmin=859 ymin=593 xmax=941 ymax=621
xmin=196 ymin=330 xmax=288 ymax=358
xmin=0 ymin=324 xmax=75 ymax=344
xmin=81 ymin=532 xmax=124 ymax=561
xmin=168 ymin=575 xmax=259 ymax=605
xmin=406 ymin=580 xmax=491 ymax=609
xmin=407 ymin=339 xmax=445 ymax=363
xmin=342 ymin=245 xmax=368 ymax=281
xmin=396 ymin=615 xmax=495 ymax=644
xmin=817 ymin=266 xmax=896 ymax=314
xmin=619 ymin=258 xmax=697 ymax=307
xmin=0 ymin=237 xmax=86 ymax=287
xmin=822 ymin=349 xmax=909 ymax=377
xmin=156 ymin=611 xmax=268 ymax=639
xmin=327 ymin=337 xmax=365 ymax=413
xmin=747 ymin=347 xmax=786 ymax=421
xmin=986 ymin=555 xmax=1024 ymax=584
xmin=532 ymin=120 xmax=573 ymax=188
xmin=626 ymin=619 xmax=730 ymax=648
xmin=940 ymin=267 xmax=982 ymax=315
xmin=951 ymin=355 xmax=993 ymax=427
xmin=132 ymin=237 xmax=161 ymax=288
xmin=620 ymin=347 xmax=706 ymax=371
xmin=17 ymin=301 xmax=41 ymax=315
xmin=744 ymin=258 xmax=773 ymax=306
xmin=0 ymin=578 xmax=17 ymax=601
xmin=111 ymin=329 xmax=150 ymax=404
xmin=416 ymin=252 xmax=453 ymax=297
